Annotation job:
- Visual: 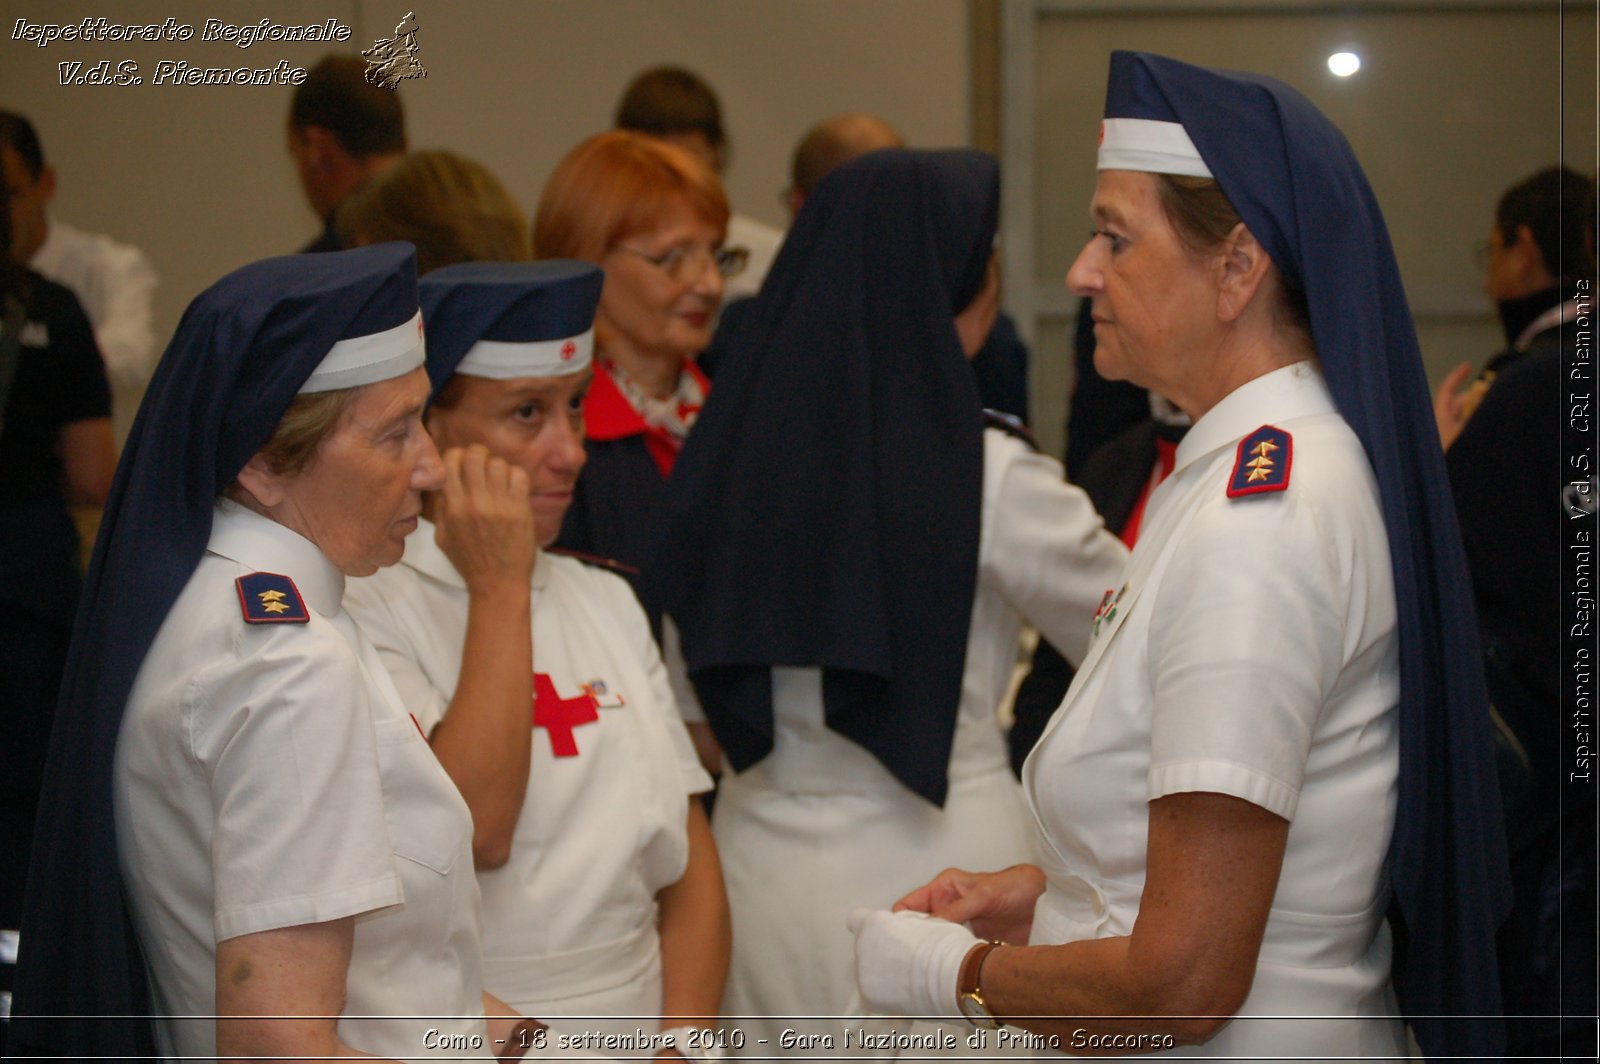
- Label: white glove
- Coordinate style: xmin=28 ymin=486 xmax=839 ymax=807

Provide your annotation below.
xmin=847 ymin=907 xmax=980 ymax=1020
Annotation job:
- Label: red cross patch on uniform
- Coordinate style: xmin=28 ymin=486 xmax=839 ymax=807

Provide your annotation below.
xmin=235 ymin=572 xmax=310 ymax=624
xmin=532 ymin=673 xmax=599 ymax=757
xmin=1227 ymin=425 xmax=1293 ymax=498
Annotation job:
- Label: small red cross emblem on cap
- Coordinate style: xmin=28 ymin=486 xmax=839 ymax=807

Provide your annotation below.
xmin=560 ymin=339 xmax=577 ymax=361
xmin=1098 ymin=121 xmax=1105 ymax=145
xmin=417 ymin=318 xmax=425 ymax=338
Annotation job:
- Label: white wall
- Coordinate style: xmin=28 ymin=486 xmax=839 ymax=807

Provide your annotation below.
xmin=1005 ymin=0 xmax=1598 ymax=456
xmin=8 ymin=1 xmax=1595 ymax=459
xmin=1 ymin=0 xmax=972 ymax=429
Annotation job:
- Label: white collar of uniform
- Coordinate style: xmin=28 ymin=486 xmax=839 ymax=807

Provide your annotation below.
xmin=1172 ymin=360 xmax=1337 ymax=478
xmin=402 ymin=514 xmax=552 ymax=591
xmin=207 ymin=498 xmax=346 ymax=616
xmin=1514 ymin=297 xmax=1581 ymax=352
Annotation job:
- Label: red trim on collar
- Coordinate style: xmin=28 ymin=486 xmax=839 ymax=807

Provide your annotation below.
xmin=583 ymin=360 xmax=647 ymax=441
xmin=1118 ymin=434 xmax=1181 ymax=547
xmin=581 ymin=359 xmax=709 ymax=478
xmin=581 ymin=359 xmax=711 ymax=442
xmin=642 ymin=433 xmax=679 ymax=477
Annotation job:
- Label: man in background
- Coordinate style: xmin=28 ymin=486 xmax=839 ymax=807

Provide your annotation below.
xmin=287 ymin=55 xmax=407 ymax=253
xmin=702 ymin=111 xmax=1030 ymax=423
xmin=1437 ymin=165 xmax=1596 ymax=1060
xmin=1435 ymin=165 xmax=1595 ymax=447
xmin=783 ymin=112 xmax=904 ymax=216
xmin=0 ymin=110 xmax=158 ymax=394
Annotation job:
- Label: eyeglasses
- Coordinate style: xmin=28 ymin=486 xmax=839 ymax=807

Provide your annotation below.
xmin=611 ymin=241 xmax=748 ymax=282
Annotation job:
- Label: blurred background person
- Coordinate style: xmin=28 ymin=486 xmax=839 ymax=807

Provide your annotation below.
xmin=288 ymin=55 xmax=408 ymax=254
xmin=337 ymin=149 xmax=531 ymax=274
xmin=654 ymin=147 xmax=1126 ymax=1048
xmin=347 ymin=261 xmax=728 ymax=1048
xmin=615 ymin=65 xmax=782 ymax=302
xmin=0 ymin=178 xmax=114 ymax=1040
xmin=701 ymin=112 xmax=1031 ymax=425
xmin=0 ymin=110 xmax=159 ymax=396
xmin=1434 ymin=165 xmax=1595 ymax=449
xmin=1439 ymin=165 xmax=1597 ymax=1060
xmin=535 ymin=130 xmax=736 ymax=635
xmin=695 ymin=113 xmax=905 ymax=382
xmin=10 ymin=245 xmax=517 ymax=1060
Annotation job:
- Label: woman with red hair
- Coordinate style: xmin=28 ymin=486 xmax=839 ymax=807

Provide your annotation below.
xmin=535 ymin=131 xmax=741 ymax=639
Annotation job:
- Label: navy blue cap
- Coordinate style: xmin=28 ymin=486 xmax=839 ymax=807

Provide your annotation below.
xmin=1096 ymin=52 xmax=1511 ymax=1058
xmin=10 ymin=243 xmax=422 ymax=1059
xmin=1098 ymin=54 xmax=1211 ymax=179
xmin=418 ymin=260 xmax=604 ymax=392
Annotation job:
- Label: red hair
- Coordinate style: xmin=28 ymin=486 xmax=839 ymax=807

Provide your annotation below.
xmin=533 ymin=130 xmax=730 ymax=262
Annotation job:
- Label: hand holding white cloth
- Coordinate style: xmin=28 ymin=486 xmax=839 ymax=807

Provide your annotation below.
xmin=847 ymin=908 xmax=979 ymax=1020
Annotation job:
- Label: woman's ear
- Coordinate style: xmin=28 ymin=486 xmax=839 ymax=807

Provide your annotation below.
xmin=234 ymin=453 xmax=285 ymax=510
xmin=1216 ymin=222 xmax=1273 ymax=323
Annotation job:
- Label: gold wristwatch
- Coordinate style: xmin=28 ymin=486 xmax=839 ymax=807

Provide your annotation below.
xmin=956 ymin=940 xmax=1004 ymax=1029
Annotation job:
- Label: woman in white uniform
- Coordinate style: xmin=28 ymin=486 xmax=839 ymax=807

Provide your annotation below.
xmin=11 ymin=245 xmax=526 ymax=1060
xmin=652 ymin=149 xmax=1128 ymax=1044
xmin=851 ymin=52 xmax=1510 ymax=1061
xmin=345 ymin=261 xmax=728 ymax=1051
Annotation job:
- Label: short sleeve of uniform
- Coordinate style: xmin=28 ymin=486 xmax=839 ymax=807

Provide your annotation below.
xmin=192 ymin=622 xmax=402 ymax=941
xmin=1145 ymin=490 xmax=1346 ymax=821
xmin=343 ymin=572 xmax=451 ymax=734
xmin=979 ymin=428 xmax=1129 ymax=664
xmin=595 ymin=568 xmax=713 ymax=795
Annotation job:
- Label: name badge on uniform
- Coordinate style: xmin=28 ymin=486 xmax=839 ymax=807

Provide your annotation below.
xmin=582 ymin=677 xmax=627 ymax=709
xmin=1090 ymin=583 xmax=1128 ymax=641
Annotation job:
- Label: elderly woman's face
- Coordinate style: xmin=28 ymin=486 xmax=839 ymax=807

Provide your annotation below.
xmin=264 ymin=368 xmax=444 ymax=576
xmin=426 ymin=370 xmax=589 ymax=547
xmin=598 ymin=197 xmax=725 ymax=363
xmin=1067 ymin=170 xmax=1219 ymax=397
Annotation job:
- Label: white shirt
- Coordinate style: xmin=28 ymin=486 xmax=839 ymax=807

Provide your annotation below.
xmin=346 ymin=522 xmax=711 ymax=1015
xmin=114 ymin=502 xmax=489 ymax=1061
xmin=745 ymin=426 xmax=1129 ymax=797
xmin=722 ymin=213 xmax=784 ymax=301
xmin=713 ymin=427 xmax=1128 ymax=1038
xmin=30 ymin=216 xmax=159 ymax=391
xmin=1024 ymin=362 xmax=1405 ymax=1058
